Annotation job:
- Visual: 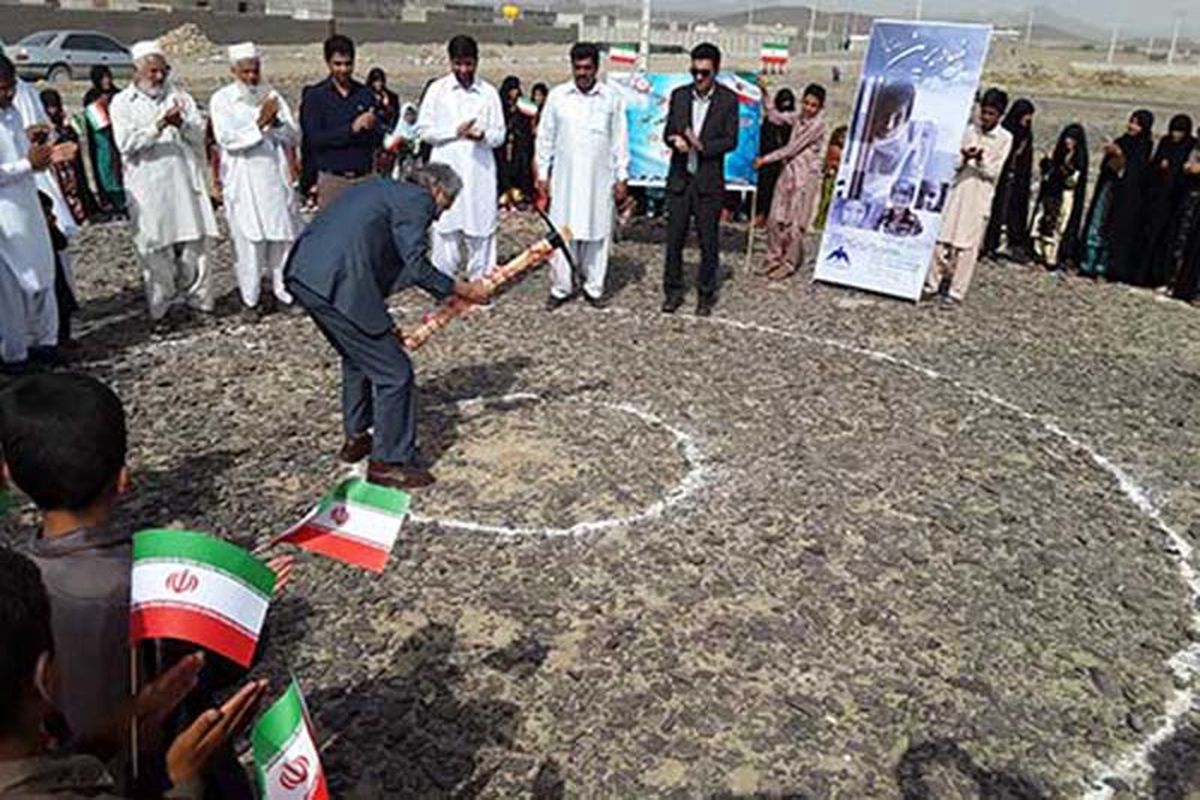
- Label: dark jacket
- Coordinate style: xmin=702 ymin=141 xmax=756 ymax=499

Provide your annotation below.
xmin=299 ymin=77 xmax=383 ymax=176
xmin=663 ymin=82 xmax=740 ymax=196
xmin=284 ymin=179 xmax=455 ymax=336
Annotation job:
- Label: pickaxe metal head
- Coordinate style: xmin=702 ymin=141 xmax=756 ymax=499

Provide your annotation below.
xmin=534 ymin=206 xmax=579 ymax=278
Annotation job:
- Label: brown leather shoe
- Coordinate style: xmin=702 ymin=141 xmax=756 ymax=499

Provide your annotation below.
xmin=367 ymin=460 xmax=436 ymax=490
xmin=338 ymin=432 xmax=372 ymax=464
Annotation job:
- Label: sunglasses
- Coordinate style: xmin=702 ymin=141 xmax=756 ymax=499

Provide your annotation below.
xmin=690 ymin=68 xmax=713 ymax=78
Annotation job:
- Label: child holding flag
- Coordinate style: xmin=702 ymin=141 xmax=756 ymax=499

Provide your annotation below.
xmin=0 ymin=373 xmax=285 ymax=795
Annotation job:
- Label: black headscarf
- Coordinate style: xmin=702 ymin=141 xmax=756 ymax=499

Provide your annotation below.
xmin=499 ymin=75 xmax=522 ymax=109
xmin=82 ymin=65 xmax=117 ymax=107
xmin=495 ymin=75 xmax=533 ymax=199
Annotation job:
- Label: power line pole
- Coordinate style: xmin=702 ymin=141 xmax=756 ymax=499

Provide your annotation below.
xmin=639 ymin=0 xmax=651 ymax=71
xmin=1024 ymin=7 xmax=1034 ymax=47
xmin=914 ymin=0 xmax=922 ymax=21
xmin=807 ymin=0 xmax=818 ymax=56
xmin=1107 ymin=23 xmax=1119 ymax=64
xmin=1167 ymin=15 xmax=1182 ymax=64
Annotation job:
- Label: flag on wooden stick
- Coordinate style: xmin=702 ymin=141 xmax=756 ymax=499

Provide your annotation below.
xmin=130 ymin=529 xmax=275 ymax=667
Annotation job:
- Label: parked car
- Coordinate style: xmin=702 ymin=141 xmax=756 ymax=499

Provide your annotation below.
xmin=4 ymin=30 xmax=133 ymax=83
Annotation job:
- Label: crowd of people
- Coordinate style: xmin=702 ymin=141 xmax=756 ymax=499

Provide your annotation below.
xmin=4 ymin=32 xmax=1200 ymax=371
xmin=2 ymin=27 xmax=1200 ymax=798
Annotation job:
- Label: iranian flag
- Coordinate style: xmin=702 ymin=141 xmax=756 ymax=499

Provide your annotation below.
xmin=761 ymin=42 xmax=790 ymax=65
xmin=253 ymin=681 xmax=329 ymax=800
xmin=275 ymin=478 xmax=409 ymax=573
xmin=609 ymin=43 xmax=638 ymax=66
xmin=85 ymin=98 xmax=111 ymax=130
xmin=516 ymin=97 xmax=539 ymax=118
xmin=130 ymin=529 xmax=275 ymax=667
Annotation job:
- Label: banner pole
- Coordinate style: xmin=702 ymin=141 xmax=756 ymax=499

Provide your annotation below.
xmin=745 ymin=187 xmax=758 ymax=272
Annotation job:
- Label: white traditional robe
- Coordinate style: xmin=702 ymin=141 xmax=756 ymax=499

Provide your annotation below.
xmin=536 ymin=80 xmax=629 ymax=300
xmin=0 ymin=104 xmax=56 ymax=362
xmin=416 ymin=73 xmax=505 ymax=239
xmin=13 ymin=78 xmax=77 ymax=239
xmin=111 ymin=82 xmax=219 ymax=256
xmin=536 ymin=81 xmax=629 ymax=242
xmin=209 ymin=82 xmax=301 ymax=244
xmin=938 ymin=122 xmax=1013 ymax=249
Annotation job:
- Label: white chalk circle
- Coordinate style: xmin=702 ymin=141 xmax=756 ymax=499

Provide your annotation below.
xmin=407 ymin=392 xmax=709 ymax=537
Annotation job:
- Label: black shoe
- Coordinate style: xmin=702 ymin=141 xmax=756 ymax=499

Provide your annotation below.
xmin=583 ymin=293 xmax=608 ymax=309
xmin=661 ymin=295 xmax=684 ymax=314
xmin=696 ymin=299 xmax=715 ymax=317
xmin=545 ymin=294 xmax=571 ymax=312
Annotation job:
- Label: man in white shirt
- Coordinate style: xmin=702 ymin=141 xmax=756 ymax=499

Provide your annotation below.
xmin=536 ymin=42 xmax=630 ymax=310
xmin=0 ymin=56 xmax=73 ymax=370
xmin=209 ymin=42 xmax=302 ymax=322
xmin=111 ymin=40 xmax=219 ymax=324
xmin=925 ymin=87 xmax=1013 ymax=304
xmin=416 ymin=35 xmax=505 ymax=280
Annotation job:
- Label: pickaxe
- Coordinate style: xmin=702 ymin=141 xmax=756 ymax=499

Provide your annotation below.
xmin=402 ymin=214 xmax=574 ymax=350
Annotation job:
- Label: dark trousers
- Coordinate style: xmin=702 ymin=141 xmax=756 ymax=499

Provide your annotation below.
xmin=664 ymin=182 xmax=723 ymax=302
xmin=288 ymin=281 xmax=418 ymax=465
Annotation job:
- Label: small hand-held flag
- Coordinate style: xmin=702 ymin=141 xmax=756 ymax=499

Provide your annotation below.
xmin=253 ymin=680 xmax=329 ymax=800
xmin=130 ymin=530 xmax=276 ymax=667
xmin=609 ymin=43 xmax=638 ymax=67
xmin=275 ymin=478 xmax=409 ymax=573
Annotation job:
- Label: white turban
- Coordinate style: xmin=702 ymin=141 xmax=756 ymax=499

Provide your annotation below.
xmin=228 ymin=41 xmax=259 ymax=64
xmin=130 ymin=40 xmax=164 ymax=62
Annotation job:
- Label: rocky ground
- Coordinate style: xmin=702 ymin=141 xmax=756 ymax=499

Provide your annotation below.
xmin=2 ymin=202 xmax=1198 ymax=798
xmin=2 ymin=38 xmax=1200 ymax=800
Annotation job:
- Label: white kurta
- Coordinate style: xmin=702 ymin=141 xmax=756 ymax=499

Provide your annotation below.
xmin=938 ymin=122 xmax=1013 ymax=249
xmin=416 ymin=73 xmax=505 ymax=238
xmin=0 ymin=106 xmax=55 ymax=293
xmin=13 ymin=78 xmax=78 ymax=239
xmin=209 ymin=82 xmax=301 ymax=243
xmin=111 ymin=83 xmax=219 ymax=256
xmin=536 ymin=81 xmax=629 ymax=242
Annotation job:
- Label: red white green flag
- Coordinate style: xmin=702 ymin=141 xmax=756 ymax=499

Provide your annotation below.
xmin=275 ymin=478 xmax=409 ymax=573
xmin=253 ymin=680 xmax=329 ymax=800
xmin=609 ymin=43 xmax=638 ymax=66
xmin=130 ymin=529 xmax=275 ymax=667
xmin=516 ymin=97 xmax=539 ymax=117
xmin=761 ymin=42 xmax=790 ymax=64
xmin=85 ymin=98 xmax=111 ymax=130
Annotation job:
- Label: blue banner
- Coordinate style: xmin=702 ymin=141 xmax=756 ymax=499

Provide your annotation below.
xmin=814 ymin=21 xmax=992 ymax=300
xmin=609 ymin=71 xmax=762 ymax=188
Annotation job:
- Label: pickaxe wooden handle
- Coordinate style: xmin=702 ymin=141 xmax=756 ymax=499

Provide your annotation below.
xmin=401 ymin=224 xmax=573 ymax=350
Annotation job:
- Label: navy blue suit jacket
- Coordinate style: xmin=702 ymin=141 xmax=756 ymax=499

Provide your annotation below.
xmin=284 ymin=179 xmax=455 ymax=336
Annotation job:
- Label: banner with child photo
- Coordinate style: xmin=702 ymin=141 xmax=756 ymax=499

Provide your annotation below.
xmin=814 ymin=20 xmax=992 ymax=300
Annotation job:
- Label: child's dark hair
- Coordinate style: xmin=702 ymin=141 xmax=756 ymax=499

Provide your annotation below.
xmin=803 ymin=83 xmax=827 ymax=107
xmin=0 ymin=373 xmax=127 ymax=512
xmin=0 ymin=547 xmax=53 ymax=733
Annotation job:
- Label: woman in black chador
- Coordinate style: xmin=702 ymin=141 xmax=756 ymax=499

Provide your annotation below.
xmin=983 ymin=98 xmax=1035 ymax=262
xmin=1140 ymin=114 xmax=1197 ymax=287
xmin=1081 ymin=109 xmax=1154 ymax=282
xmin=1030 ymin=123 xmax=1088 ymax=270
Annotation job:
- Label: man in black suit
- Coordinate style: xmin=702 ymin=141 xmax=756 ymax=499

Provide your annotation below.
xmin=284 ymin=164 xmax=490 ymax=490
xmin=661 ymin=42 xmax=741 ymax=316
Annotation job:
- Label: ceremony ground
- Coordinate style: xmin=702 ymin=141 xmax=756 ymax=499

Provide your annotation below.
xmin=2 ymin=42 xmax=1200 ymax=799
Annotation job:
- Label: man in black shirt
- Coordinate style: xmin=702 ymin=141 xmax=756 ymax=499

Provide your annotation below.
xmin=300 ymin=35 xmax=383 ymax=209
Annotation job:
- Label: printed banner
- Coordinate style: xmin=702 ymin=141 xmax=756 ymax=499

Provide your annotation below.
xmin=609 ymin=71 xmax=762 ymax=188
xmin=814 ymin=21 xmax=992 ymax=300
xmin=253 ymin=680 xmax=329 ymax=800
xmin=130 ymin=529 xmax=276 ymax=667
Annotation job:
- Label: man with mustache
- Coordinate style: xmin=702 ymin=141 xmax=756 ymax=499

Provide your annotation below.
xmin=209 ymin=42 xmax=302 ymax=322
xmin=110 ymin=40 xmax=219 ymax=325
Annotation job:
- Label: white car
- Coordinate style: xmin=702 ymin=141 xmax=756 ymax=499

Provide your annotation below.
xmin=4 ymin=30 xmax=134 ymax=83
